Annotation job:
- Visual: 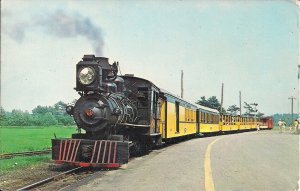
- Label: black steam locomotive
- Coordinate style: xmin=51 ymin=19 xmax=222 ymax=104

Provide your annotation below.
xmin=52 ymin=55 xmax=162 ymax=167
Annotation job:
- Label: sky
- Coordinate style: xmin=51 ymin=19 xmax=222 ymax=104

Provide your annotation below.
xmin=1 ymin=0 xmax=299 ymax=115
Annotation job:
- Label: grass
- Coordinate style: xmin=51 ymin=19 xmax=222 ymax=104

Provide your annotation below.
xmin=0 ymin=126 xmax=77 ymax=175
xmin=0 ymin=155 xmax=50 ymax=175
xmin=0 ymin=126 xmax=77 ymax=153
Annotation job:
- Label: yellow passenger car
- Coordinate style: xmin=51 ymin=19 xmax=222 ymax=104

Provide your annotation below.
xmin=239 ymin=117 xmax=248 ymax=130
xmin=197 ymin=105 xmax=220 ymax=133
xmin=220 ymin=114 xmax=239 ymax=132
xmin=159 ymin=90 xmax=198 ymax=139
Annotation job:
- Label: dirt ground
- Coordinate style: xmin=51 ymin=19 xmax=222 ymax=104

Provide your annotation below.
xmin=0 ymin=161 xmax=76 ymax=190
xmin=0 ymin=160 xmax=107 ymax=191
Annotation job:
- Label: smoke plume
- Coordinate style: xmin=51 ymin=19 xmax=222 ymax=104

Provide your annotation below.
xmin=5 ymin=10 xmax=104 ymax=55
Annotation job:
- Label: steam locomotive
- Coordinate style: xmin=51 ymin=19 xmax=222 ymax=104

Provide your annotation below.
xmin=52 ymin=55 xmax=163 ymax=167
xmin=51 ymin=55 xmax=273 ymax=168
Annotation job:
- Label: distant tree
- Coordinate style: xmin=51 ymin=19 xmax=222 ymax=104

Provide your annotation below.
xmin=243 ymin=102 xmax=256 ymax=117
xmin=6 ymin=109 xmax=32 ymax=126
xmin=0 ymin=107 xmax=7 ymax=125
xmin=29 ymin=112 xmax=58 ymax=126
xmin=53 ymin=101 xmax=67 ymax=115
xmin=197 ymin=96 xmax=209 ymax=107
xmin=243 ymin=102 xmax=265 ymax=118
xmin=0 ymin=106 xmax=5 ymax=119
xmin=207 ymin=96 xmax=221 ymax=110
xmin=2 ymin=101 xmax=75 ymax=127
xmin=256 ymin=112 xmax=264 ymax=118
xmin=30 ymin=114 xmax=44 ymax=126
xmin=227 ymin=105 xmax=240 ymax=115
xmin=31 ymin=101 xmax=74 ymax=126
xmin=42 ymin=112 xmax=58 ymax=126
xmin=55 ymin=115 xmax=75 ymax=126
xmin=53 ymin=101 xmax=75 ymax=125
xmin=273 ymin=113 xmax=298 ymax=126
xmin=32 ymin=105 xmax=54 ymax=115
xmin=196 ymin=96 xmax=225 ymax=113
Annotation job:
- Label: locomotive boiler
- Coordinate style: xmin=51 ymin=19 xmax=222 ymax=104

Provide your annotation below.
xmin=67 ymin=55 xmax=136 ymax=136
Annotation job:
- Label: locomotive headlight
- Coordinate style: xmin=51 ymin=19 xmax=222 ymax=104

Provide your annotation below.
xmin=78 ymin=67 xmax=95 ymax=85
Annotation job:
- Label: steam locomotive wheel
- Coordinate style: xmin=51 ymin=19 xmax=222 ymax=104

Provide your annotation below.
xmin=129 ymin=138 xmax=146 ymax=157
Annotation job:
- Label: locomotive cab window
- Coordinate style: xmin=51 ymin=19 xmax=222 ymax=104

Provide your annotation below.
xmin=152 ymin=91 xmax=159 ymax=116
xmin=137 ymin=87 xmax=149 ymax=108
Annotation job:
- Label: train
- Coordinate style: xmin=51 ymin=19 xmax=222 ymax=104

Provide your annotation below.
xmin=52 ymin=55 xmax=273 ymax=168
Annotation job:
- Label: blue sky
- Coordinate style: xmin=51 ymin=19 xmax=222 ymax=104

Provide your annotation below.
xmin=1 ymin=0 xmax=299 ymax=115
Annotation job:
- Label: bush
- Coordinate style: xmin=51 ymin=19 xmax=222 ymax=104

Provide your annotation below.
xmin=0 ymin=102 xmax=75 ymax=127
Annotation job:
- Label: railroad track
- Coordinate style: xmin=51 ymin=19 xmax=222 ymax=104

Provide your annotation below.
xmin=17 ymin=167 xmax=84 ymax=190
xmin=0 ymin=149 xmax=52 ymax=159
xmin=16 ymin=157 xmax=133 ymax=190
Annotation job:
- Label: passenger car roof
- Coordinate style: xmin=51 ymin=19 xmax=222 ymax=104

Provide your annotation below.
xmin=195 ymin=104 xmax=219 ymax=114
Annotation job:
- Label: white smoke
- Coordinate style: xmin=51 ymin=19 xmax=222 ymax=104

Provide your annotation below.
xmin=5 ymin=9 xmax=104 ymax=55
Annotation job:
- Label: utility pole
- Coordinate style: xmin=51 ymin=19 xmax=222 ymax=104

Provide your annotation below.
xmin=220 ymin=83 xmax=224 ymax=114
xmin=298 ymin=65 xmax=300 ymax=121
xmin=298 ymin=65 xmax=300 ymax=134
xmin=296 ymin=0 xmax=300 ymax=134
xmin=288 ymin=96 xmax=296 ymax=122
xmin=239 ymin=91 xmax=242 ymax=116
xmin=181 ymin=70 xmax=183 ymax=99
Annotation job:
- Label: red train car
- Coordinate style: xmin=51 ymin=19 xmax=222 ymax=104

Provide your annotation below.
xmin=260 ymin=117 xmax=273 ymax=129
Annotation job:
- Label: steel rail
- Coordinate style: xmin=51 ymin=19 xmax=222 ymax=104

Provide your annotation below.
xmin=17 ymin=167 xmax=83 ymax=190
xmin=0 ymin=149 xmax=52 ymax=160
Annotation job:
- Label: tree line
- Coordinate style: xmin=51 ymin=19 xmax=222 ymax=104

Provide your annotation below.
xmin=272 ymin=113 xmax=298 ymax=126
xmin=196 ymin=96 xmax=264 ymax=117
xmin=0 ymin=101 xmax=75 ymax=126
xmin=0 ymin=96 xmax=294 ymax=127
xmin=196 ymin=96 xmax=300 ymax=126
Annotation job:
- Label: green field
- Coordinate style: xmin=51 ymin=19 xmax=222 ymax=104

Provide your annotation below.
xmin=0 ymin=155 xmax=51 ymax=175
xmin=0 ymin=126 xmax=77 ymax=175
xmin=0 ymin=126 xmax=77 ymax=153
